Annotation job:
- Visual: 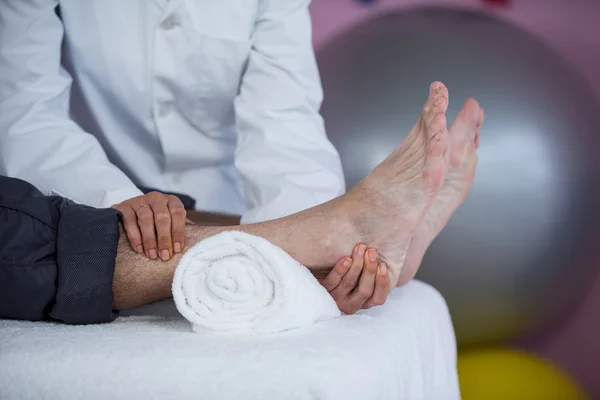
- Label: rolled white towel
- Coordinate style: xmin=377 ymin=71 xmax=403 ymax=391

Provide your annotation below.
xmin=172 ymin=231 xmax=341 ymax=335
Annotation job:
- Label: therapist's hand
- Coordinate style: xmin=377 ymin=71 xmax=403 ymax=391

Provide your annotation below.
xmin=112 ymin=192 xmax=187 ymax=261
xmin=319 ymin=244 xmax=389 ymax=315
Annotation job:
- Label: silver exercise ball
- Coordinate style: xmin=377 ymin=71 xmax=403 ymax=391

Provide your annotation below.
xmin=317 ymin=7 xmax=600 ymax=345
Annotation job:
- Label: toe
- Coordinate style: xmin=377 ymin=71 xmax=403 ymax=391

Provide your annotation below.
xmin=424 ymin=109 xmax=448 ymax=155
xmin=422 ymin=83 xmax=449 ymax=144
xmin=424 ymin=82 xmax=449 ymax=114
xmin=476 ymin=107 xmax=485 ymax=136
xmin=427 ymin=111 xmax=447 ymax=136
xmin=466 ymin=99 xmax=482 ymax=142
xmin=451 ymin=99 xmax=480 ymax=142
xmin=423 ymin=82 xmax=448 ymax=115
xmin=464 ymin=98 xmax=481 ymax=122
xmin=477 ymin=106 xmax=485 ymax=128
xmin=474 ymin=107 xmax=484 ymax=149
xmin=433 ymin=84 xmax=449 ymax=114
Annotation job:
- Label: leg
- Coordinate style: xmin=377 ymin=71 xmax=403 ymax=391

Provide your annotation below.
xmin=186 ymin=210 xmax=241 ymax=227
xmin=114 ymin=82 xmax=453 ymax=308
xmin=113 ymin=211 xmax=353 ymax=309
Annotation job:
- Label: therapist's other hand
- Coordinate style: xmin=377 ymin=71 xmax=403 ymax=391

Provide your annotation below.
xmin=319 ymin=244 xmax=389 ymax=315
xmin=112 ymin=192 xmax=186 ymax=261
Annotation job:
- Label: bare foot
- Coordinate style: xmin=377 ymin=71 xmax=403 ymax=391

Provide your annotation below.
xmin=396 ymin=98 xmax=484 ymax=286
xmin=339 ymin=82 xmax=451 ymax=289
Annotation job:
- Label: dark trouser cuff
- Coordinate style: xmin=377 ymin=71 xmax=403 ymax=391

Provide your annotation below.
xmin=50 ymin=204 xmax=121 ymax=324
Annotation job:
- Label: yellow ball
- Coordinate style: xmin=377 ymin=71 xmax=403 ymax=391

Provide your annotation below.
xmin=458 ymin=348 xmax=588 ymax=400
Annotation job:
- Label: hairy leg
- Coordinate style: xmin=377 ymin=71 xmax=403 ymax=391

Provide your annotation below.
xmin=186 ymin=210 xmax=241 ymax=226
xmin=112 ymin=200 xmax=351 ymax=310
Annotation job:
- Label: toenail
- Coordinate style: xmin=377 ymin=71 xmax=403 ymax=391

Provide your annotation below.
xmin=343 ymin=258 xmax=351 ymax=268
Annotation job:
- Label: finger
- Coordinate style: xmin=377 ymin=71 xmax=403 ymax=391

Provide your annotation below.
xmin=136 ymin=204 xmax=158 ymax=259
xmin=117 ymin=204 xmax=143 ymax=254
xmin=349 ymin=248 xmax=379 ymax=310
xmin=150 ymin=199 xmax=172 ymax=261
xmin=364 ymin=263 xmax=389 ymax=309
xmin=313 ymin=269 xmax=331 ymax=283
xmin=322 ymin=257 xmax=352 ymax=292
xmin=167 ymin=196 xmax=186 ymax=253
xmin=331 ymin=244 xmax=365 ymax=300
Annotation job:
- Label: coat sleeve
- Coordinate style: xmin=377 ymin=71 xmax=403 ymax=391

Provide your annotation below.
xmin=234 ymin=0 xmax=345 ymax=224
xmin=0 ymin=0 xmax=142 ymax=208
xmin=0 ymin=176 xmax=121 ymax=324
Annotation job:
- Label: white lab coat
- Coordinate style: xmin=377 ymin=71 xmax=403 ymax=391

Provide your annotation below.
xmin=0 ymin=0 xmax=345 ymax=223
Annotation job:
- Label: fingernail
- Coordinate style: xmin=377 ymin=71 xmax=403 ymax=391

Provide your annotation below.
xmin=148 ymin=249 xmax=157 ymax=259
xmin=430 ymin=82 xmax=435 ymax=95
xmin=160 ymin=249 xmax=170 ymax=261
xmin=174 ymin=242 xmax=182 ymax=253
xmin=136 ymin=245 xmax=143 ymax=254
xmin=343 ymin=258 xmax=352 ymax=268
xmin=358 ymin=244 xmax=366 ymax=256
xmin=379 ymin=263 xmax=387 ymax=275
xmin=368 ymin=249 xmax=377 ymax=262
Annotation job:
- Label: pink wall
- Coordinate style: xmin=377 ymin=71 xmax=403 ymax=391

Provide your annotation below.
xmin=309 ymin=0 xmax=600 ymax=397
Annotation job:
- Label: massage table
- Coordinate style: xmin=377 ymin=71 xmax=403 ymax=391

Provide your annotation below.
xmin=0 ymin=280 xmax=459 ymax=399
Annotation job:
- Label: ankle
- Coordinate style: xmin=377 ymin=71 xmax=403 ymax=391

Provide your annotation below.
xmin=321 ymin=197 xmax=363 ymax=264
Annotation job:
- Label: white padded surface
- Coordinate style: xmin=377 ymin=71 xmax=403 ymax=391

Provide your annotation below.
xmin=0 ymin=280 xmax=459 ymax=400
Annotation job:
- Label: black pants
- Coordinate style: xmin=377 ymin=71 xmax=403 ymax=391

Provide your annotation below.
xmin=0 ymin=176 xmax=121 ymax=324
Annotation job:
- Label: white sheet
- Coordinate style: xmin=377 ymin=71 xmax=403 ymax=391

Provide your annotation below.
xmin=0 ymin=281 xmax=459 ymax=400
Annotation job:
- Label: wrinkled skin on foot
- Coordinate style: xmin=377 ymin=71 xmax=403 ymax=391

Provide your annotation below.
xmin=340 ymin=82 xmax=451 ymax=289
xmin=397 ymin=98 xmax=484 ymax=286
